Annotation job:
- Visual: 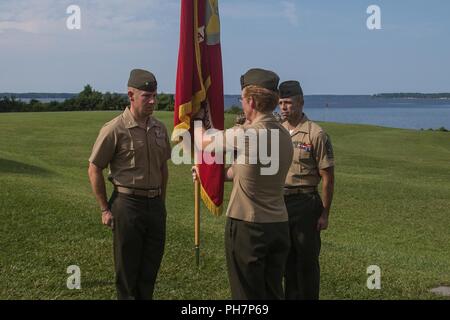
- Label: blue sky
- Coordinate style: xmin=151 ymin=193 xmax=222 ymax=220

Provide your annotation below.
xmin=0 ymin=0 xmax=449 ymax=94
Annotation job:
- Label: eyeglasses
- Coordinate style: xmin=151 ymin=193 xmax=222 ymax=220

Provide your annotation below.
xmin=238 ymin=97 xmax=244 ymax=103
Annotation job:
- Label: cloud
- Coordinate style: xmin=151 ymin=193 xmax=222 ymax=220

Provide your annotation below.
xmin=0 ymin=0 xmax=65 ymax=34
xmin=0 ymin=21 xmax=37 ymax=33
xmin=281 ymin=1 xmax=299 ymax=27
xmin=221 ymin=2 xmax=277 ymax=19
xmin=221 ymin=0 xmax=299 ymax=27
xmin=0 ymin=0 xmax=178 ymax=37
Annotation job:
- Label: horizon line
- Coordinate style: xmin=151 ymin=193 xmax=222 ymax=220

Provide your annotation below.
xmin=3 ymin=92 xmax=450 ymax=96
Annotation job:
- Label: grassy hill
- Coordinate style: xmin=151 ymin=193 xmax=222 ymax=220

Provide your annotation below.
xmin=0 ymin=111 xmax=449 ymax=299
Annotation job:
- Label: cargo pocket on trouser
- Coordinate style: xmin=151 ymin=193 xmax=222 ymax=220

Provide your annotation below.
xmin=311 ymin=193 xmax=323 ymax=255
xmin=108 ymin=191 xmax=118 ymax=209
xmin=312 ymin=192 xmax=324 ymax=218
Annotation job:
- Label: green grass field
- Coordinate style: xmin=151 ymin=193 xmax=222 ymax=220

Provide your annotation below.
xmin=1 ymin=111 xmax=449 ymax=300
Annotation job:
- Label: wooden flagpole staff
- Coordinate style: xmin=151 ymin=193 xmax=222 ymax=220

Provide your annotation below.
xmin=194 ymin=169 xmax=200 ymax=267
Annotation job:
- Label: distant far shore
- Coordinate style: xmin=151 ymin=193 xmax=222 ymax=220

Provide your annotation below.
xmin=2 ymin=92 xmax=450 ymax=100
xmin=373 ymin=93 xmax=450 ymax=99
xmin=3 ymin=89 xmax=450 ymax=115
xmin=0 ymin=93 xmax=79 ymax=99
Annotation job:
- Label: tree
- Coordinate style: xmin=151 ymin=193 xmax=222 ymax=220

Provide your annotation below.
xmin=225 ymin=105 xmax=242 ymax=114
xmin=100 ymin=92 xmax=128 ymax=110
xmin=157 ymin=93 xmax=174 ymax=111
xmin=75 ymin=84 xmax=103 ymax=110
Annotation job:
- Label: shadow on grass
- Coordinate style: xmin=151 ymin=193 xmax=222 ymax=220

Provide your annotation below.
xmin=0 ymin=158 xmax=53 ymax=176
xmin=81 ymin=280 xmax=114 ymax=289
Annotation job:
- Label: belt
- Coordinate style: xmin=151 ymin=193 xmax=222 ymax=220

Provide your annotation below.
xmin=284 ymin=186 xmax=317 ymax=196
xmin=115 ymin=186 xmax=161 ymax=198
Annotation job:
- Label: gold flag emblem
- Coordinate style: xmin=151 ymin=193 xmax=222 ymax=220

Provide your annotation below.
xmin=206 ymin=0 xmax=220 ymax=45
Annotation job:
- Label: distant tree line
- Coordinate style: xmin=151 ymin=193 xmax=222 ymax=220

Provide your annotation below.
xmin=421 ymin=127 xmax=449 ymax=132
xmin=0 ymin=85 xmax=174 ymax=113
xmin=225 ymin=105 xmax=242 ymax=114
xmin=0 ymin=93 xmax=76 ymax=99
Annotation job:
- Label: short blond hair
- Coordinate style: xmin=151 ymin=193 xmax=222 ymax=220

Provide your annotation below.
xmin=242 ymin=85 xmax=279 ymax=113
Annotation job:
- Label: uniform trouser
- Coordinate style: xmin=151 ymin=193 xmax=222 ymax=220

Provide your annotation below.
xmin=225 ymin=217 xmax=290 ymax=300
xmin=109 ymin=191 xmax=166 ymax=300
xmin=284 ymin=192 xmax=323 ymax=300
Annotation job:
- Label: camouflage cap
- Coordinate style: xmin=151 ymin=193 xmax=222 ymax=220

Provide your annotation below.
xmin=240 ymin=68 xmax=279 ymax=92
xmin=128 ymin=69 xmax=157 ymax=92
xmin=279 ymin=80 xmax=303 ymax=98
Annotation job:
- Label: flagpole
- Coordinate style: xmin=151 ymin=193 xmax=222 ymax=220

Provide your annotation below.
xmin=194 ymin=178 xmax=200 ymax=267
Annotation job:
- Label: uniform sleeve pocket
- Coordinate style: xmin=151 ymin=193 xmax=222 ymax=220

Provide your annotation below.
xmin=299 ymin=149 xmax=315 ymax=174
xmin=293 ymin=146 xmax=301 ymax=164
xmin=299 ymin=149 xmax=311 ymax=159
xmin=118 ymin=141 xmax=134 ymax=153
xmin=118 ymin=141 xmax=136 ymax=166
xmin=156 ymin=137 xmax=167 ymax=148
